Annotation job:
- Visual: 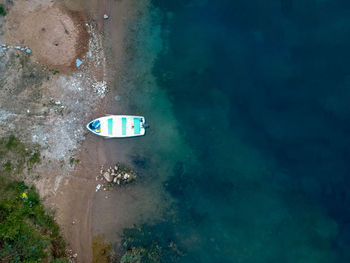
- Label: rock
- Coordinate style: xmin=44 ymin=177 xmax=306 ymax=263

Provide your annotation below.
xmin=73 ymin=253 xmax=78 ymax=258
xmin=103 ymin=172 xmax=113 ymax=182
xmin=117 ymin=174 xmax=122 ymax=179
xmin=100 ymin=169 xmax=103 ymax=174
xmin=123 ymin=173 xmax=130 ymax=180
xmin=114 ymin=165 xmax=119 ymax=172
xmin=113 ymin=177 xmax=118 ymax=183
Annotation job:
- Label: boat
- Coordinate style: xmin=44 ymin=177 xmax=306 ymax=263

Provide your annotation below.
xmin=86 ymin=115 xmax=146 ymax=138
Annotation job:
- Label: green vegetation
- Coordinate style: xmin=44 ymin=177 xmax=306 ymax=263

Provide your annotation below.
xmin=120 ymin=224 xmax=183 ymax=263
xmin=0 ymin=178 xmax=67 ymax=262
xmin=69 ymin=157 xmax=80 ymax=166
xmin=53 ymin=70 xmax=60 ymax=75
xmin=92 ymin=235 xmax=113 ymax=263
xmin=0 ymin=5 xmax=6 ymax=16
xmin=0 ymin=135 xmax=40 ymax=175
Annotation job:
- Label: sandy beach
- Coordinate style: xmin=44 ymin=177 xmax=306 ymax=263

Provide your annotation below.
xmin=44 ymin=0 xmax=169 ymax=261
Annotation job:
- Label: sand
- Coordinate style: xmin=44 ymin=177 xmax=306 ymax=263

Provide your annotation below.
xmin=3 ymin=1 xmax=89 ymax=72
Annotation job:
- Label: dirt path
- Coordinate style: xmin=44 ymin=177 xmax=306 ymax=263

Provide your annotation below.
xmin=52 ymin=133 xmax=107 ymax=262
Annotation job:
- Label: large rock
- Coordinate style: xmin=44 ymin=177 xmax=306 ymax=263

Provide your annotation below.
xmin=103 ymin=172 xmax=113 ymax=182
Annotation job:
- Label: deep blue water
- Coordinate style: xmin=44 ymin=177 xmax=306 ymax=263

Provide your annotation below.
xmin=123 ymin=0 xmax=350 ymax=262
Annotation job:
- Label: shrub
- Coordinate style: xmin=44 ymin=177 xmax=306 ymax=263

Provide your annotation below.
xmin=0 ymin=5 xmax=6 ymax=16
xmin=0 ymin=178 xmax=68 ymax=262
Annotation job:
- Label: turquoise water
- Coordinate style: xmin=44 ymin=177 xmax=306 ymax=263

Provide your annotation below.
xmin=112 ymin=0 xmax=350 ymax=262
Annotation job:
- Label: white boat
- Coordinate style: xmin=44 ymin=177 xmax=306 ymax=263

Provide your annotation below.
xmin=86 ymin=115 xmax=146 ymax=138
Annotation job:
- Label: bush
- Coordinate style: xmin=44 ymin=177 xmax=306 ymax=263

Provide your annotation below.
xmin=0 ymin=5 xmax=6 ymax=16
xmin=0 ymin=178 xmax=68 ymax=262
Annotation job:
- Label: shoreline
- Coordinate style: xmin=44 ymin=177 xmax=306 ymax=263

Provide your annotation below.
xmin=1 ymin=0 xmax=178 ymax=261
xmin=50 ymin=0 xmax=137 ymax=261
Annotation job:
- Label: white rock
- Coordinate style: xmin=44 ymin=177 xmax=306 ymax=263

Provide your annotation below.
xmin=103 ymin=172 xmax=113 ymax=182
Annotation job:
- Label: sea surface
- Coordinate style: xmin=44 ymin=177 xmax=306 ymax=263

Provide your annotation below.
xmin=71 ymin=0 xmax=350 ymax=261
xmin=117 ymin=0 xmax=350 ymax=262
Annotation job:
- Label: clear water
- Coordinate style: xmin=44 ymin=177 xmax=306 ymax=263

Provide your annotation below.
xmin=114 ymin=0 xmax=350 ymax=262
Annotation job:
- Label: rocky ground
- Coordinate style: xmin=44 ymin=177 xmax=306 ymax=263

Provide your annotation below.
xmin=0 ymin=1 xmax=110 ymax=261
xmin=0 ymin=0 xmax=107 ymax=198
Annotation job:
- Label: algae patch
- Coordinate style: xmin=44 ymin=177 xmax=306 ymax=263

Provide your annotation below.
xmin=92 ymin=234 xmax=114 ymax=263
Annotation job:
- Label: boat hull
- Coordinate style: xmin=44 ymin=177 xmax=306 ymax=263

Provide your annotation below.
xmin=86 ymin=115 xmax=146 ymax=138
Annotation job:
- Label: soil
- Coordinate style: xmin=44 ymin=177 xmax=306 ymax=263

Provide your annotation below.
xmin=3 ymin=0 xmax=89 ymax=72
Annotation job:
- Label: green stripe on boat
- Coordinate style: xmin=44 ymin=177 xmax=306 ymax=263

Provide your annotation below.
xmin=108 ymin=118 xmax=113 ymax=135
xmin=134 ymin=118 xmax=141 ymax=135
xmin=122 ymin=117 xmax=127 ymax=135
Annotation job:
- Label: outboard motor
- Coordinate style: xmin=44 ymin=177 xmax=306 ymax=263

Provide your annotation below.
xmin=142 ymin=123 xmax=150 ymax=129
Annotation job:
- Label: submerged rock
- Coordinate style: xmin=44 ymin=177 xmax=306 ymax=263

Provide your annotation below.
xmin=99 ymin=163 xmax=137 ymax=186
